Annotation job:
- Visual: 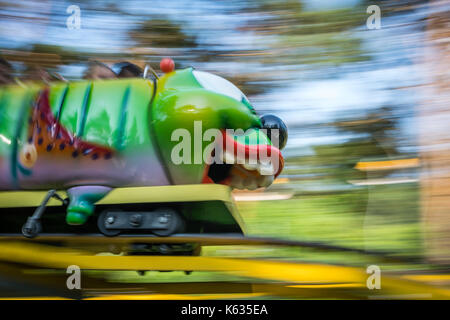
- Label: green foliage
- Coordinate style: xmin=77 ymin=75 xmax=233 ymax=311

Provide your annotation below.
xmin=237 ymin=183 xmax=422 ymax=258
xmin=239 ymin=1 xmax=369 ymax=67
xmin=130 ymin=18 xmax=197 ymax=49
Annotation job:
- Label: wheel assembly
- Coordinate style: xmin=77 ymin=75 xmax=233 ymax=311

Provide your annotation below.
xmin=97 ymin=207 xmax=185 ymax=237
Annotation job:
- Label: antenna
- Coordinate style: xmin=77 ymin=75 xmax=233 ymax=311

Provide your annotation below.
xmin=143 ymin=64 xmax=159 ymax=80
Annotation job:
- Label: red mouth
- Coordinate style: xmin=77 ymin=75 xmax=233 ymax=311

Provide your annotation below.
xmin=202 ymin=129 xmax=284 ymax=190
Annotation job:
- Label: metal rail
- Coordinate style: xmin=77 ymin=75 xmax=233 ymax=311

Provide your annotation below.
xmin=0 ymin=240 xmax=448 ymax=299
xmin=0 ymin=233 xmax=422 ymax=263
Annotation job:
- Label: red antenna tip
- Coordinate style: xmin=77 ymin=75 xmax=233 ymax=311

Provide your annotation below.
xmin=160 ymin=58 xmax=175 ymax=73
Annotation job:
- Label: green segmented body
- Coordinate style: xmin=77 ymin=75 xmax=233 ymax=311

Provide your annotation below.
xmin=0 ymin=68 xmax=277 ymax=226
xmin=47 ymin=78 xmax=154 ymax=150
xmin=0 ymin=68 xmax=267 ymax=192
xmin=0 ymin=78 xmax=169 ymax=190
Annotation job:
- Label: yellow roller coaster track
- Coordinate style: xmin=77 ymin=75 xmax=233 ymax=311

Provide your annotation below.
xmin=0 ymin=240 xmax=449 ymax=300
xmin=0 ymin=184 xmax=449 ymax=299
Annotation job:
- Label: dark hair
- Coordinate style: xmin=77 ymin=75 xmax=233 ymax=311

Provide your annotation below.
xmin=83 ymin=60 xmax=116 ymax=79
xmin=0 ymin=57 xmax=12 ymax=69
xmin=114 ymin=62 xmax=142 ymax=78
xmin=0 ymin=57 xmax=13 ymax=83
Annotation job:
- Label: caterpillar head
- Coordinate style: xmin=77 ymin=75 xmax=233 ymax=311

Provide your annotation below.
xmin=151 ymin=65 xmax=287 ymax=190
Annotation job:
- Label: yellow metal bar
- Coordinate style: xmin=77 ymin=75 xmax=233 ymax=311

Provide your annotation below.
xmin=402 ymin=274 xmax=450 ymax=282
xmin=369 ymin=276 xmax=450 ymax=300
xmin=85 ymin=293 xmax=267 ymax=300
xmin=287 ymin=283 xmax=364 ymax=289
xmin=0 ymin=297 xmax=72 ymax=300
xmin=0 ymin=242 xmax=366 ymax=284
xmin=355 ymin=158 xmax=420 ymax=171
xmin=0 ymin=191 xmax=67 ymax=208
xmin=1 ymin=241 xmax=450 ymax=299
xmin=98 ymin=184 xmax=233 ymax=205
xmin=0 ymin=235 xmax=257 ymax=246
xmin=0 ymin=184 xmax=233 ymax=208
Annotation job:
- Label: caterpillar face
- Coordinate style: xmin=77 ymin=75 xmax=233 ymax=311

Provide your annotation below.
xmin=152 ymin=68 xmax=286 ymax=190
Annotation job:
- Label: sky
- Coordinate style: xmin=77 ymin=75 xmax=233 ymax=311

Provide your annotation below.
xmin=0 ymin=0 xmax=428 ymax=157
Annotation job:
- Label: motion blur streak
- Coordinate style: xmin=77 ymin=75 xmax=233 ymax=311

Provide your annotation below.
xmin=0 ymin=0 xmax=449 ymax=299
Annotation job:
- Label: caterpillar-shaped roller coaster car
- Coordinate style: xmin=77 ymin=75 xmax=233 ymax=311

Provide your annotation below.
xmin=0 ymin=59 xmax=287 ymax=241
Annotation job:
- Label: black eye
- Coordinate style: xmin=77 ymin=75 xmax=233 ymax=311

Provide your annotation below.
xmin=260 ymin=114 xmax=288 ymax=150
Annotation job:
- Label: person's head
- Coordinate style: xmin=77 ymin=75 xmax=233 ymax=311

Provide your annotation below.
xmin=83 ymin=61 xmax=116 ymax=80
xmin=0 ymin=58 xmax=14 ymax=84
xmin=23 ymin=66 xmax=53 ymax=82
xmin=114 ymin=62 xmax=143 ymax=78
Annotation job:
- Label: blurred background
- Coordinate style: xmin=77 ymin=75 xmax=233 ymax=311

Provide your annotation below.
xmin=0 ymin=0 xmax=449 ymax=282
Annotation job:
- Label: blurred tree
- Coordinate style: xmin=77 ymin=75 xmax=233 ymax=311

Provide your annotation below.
xmin=217 ymin=0 xmax=372 ymax=103
xmin=332 ymin=106 xmax=400 ymax=158
xmin=238 ymin=0 xmax=369 ymax=67
xmin=130 ymin=18 xmax=196 ymax=49
xmin=286 ymin=106 xmax=403 ymax=187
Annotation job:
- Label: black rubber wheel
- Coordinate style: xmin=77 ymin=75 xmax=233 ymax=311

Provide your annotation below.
xmin=97 ymin=210 xmax=121 ymax=237
xmin=151 ymin=208 xmax=185 ymax=237
xmin=22 ymin=220 xmax=42 ymax=238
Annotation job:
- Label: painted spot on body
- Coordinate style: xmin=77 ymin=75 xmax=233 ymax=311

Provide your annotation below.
xmin=18 ymin=89 xmax=116 ymax=170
